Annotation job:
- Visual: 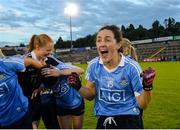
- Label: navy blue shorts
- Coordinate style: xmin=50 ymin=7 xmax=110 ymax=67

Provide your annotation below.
xmin=29 ymin=97 xmax=42 ymax=121
xmin=41 ymin=94 xmax=60 ymax=129
xmin=56 ymin=99 xmax=85 ymax=116
xmin=0 ymin=111 xmax=32 ymax=129
xmin=96 ymin=115 xmax=143 ymax=129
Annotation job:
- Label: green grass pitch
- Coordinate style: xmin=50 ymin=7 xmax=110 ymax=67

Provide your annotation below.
xmin=39 ymin=61 xmax=180 ymax=129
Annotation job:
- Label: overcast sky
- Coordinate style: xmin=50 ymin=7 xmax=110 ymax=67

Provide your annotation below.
xmin=0 ymin=0 xmax=179 ymax=46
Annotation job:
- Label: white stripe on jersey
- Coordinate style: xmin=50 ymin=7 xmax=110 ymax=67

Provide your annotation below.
xmin=125 ymin=58 xmax=142 ymax=74
xmin=124 ymin=59 xmax=142 ymax=96
xmin=88 ymin=57 xmax=99 ymax=66
xmin=3 ymin=58 xmax=24 ymax=67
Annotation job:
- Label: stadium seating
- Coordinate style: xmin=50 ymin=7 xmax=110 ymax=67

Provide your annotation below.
xmin=1 ymin=40 xmax=180 ymax=62
xmin=57 ymin=40 xmax=180 ymax=63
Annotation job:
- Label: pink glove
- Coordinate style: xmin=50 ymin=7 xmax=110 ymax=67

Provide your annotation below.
xmin=141 ymin=67 xmax=156 ymax=91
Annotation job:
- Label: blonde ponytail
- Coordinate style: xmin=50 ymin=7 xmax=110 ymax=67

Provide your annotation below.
xmin=130 ymin=45 xmax=138 ymax=61
xmin=120 ymin=38 xmax=138 ymax=61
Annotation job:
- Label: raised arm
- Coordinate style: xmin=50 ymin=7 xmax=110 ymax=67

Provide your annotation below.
xmin=68 ymin=73 xmax=96 ymax=100
xmin=79 ymin=80 xmax=96 ymax=100
xmin=136 ymin=90 xmax=151 ymax=109
xmin=0 ymin=49 xmax=5 ymax=57
xmin=59 ymin=66 xmax=84 ymax=75
xmin=136 ymin=67 xmax=155 ymax=109
xmin=41 ymin=65 xmax=84 ymax=77
xmin=24 ymin=57 xmax=43 ymax=69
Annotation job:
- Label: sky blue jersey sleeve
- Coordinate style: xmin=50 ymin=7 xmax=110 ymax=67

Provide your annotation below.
xmin=3 ymin=56 xmax=25 ymax=72
xmin=56 ymin=62 xmax=75 ymax=70
xmin=129 ymin=64 xmax=143 ymax=94
xmin=85 ymin=60 xmax=96 ymax=82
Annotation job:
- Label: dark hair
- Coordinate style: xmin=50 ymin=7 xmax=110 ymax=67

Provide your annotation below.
xmin=28 ymin=34 xmax=53 ymax=52
xmin=98 ymin=25 xmax=122 ymax=43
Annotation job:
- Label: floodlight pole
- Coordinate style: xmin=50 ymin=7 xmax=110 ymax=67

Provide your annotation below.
xmin=70 ymin=15 xmax=73 ymax=49
xmin=64 ymin=3 xmax=78 ymax=50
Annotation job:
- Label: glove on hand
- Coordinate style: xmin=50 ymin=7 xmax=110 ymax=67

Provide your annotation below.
xmin=38 ymin=64 xmax=59 ymax=88
xmin=67 ymin=72 xmax=82 ymax=91
xmin=141 ymin=67 xmax=156 ymax=91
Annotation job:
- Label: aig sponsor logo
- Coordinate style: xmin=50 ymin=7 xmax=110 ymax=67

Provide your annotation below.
xmin=99 ymin=88 xmax=125 ymax=104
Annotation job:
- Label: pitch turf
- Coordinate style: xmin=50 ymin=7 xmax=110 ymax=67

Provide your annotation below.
xmin=39 ymin=61 xmax=180 ymax=129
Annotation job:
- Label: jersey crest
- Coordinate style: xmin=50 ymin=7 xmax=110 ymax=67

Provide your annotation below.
xmin=0 ymin=73 xmax=5 ymax=80
xmin=0 ymin=83 xmax=9 ymax=98
xmin=120 ymin=76 xmax=128 ymax=87
xmin=53 ymin=80 xmax=69 ymax=97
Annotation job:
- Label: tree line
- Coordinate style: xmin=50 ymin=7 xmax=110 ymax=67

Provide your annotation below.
xmin=55 ymin=17 xmax=180 ymax=49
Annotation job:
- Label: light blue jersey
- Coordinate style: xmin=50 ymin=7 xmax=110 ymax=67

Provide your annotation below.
xmin=52 ymin=62 xmax=83 ymax=109
xmin=125 ymin=55 xmax=142 ymax=75
xmin=0 ymin=56 xmax=28 ymax=126
xmin=85 ymin=55 xmax=143 ymax=116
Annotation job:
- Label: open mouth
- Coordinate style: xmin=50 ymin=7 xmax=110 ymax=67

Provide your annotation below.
xmin=100 ymin=50 xmax=108 ymax=55
xmin=100 ymin=50 xmax=109 ymax=59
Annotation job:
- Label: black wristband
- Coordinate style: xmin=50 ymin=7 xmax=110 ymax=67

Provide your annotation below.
xmin=143 ymin=84 xmax=153 ymax=91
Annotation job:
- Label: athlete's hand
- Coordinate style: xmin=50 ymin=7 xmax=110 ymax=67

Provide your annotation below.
xmin=0 ymin=49 xmax=5 ymax=57
xmin=67 ymin=72 xmax=82 ymax=91
xmin=141 ymin=67 xmax=156 ymax=91
xmin=38 ymin=65 xmax=59 ymax=88
xmin=40 ymin=66 xmax=60 ymax=77
xmin=31 ymin=87 xmax=43 ymax=99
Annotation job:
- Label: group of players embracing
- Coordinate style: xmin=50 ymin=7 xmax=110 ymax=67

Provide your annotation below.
xmin=0 ymin=24 xmax=155 ymax=129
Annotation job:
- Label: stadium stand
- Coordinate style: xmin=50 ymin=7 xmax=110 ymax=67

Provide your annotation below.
xmin=57 ymin=39 xmax=180 ymax=63
xmin=58 ymin=40 xmax=180 ymax=63
xmin=1 ymin=36 xmax=180 ymax=63
xmin=134 ymin=40 xmax=180 ymax=61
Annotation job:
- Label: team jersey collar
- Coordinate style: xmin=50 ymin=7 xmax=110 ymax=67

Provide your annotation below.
xmin=31 ymin=51 xmax=38 ymax=60
xmin=31 ymin=51 xmax=48 ymax=61
xmin=99 ymin=54 xmax=125 ymax=72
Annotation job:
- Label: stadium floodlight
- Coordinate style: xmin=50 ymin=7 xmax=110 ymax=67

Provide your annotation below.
xmin=64 ymin=3 xmax=78 ymax=50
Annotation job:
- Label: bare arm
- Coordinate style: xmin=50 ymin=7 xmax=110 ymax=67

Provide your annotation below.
xmin=0 ymin=49 xmax=5 ymax=57
xmin=136 ymin=91 xmax=151 ymax=109
xmin=79 ymin=80 xmax=96 ymax=101
xmin=67 ymin=72 xmax=96 ymax=100
xmin=59 ymin=66 xmax=84 ymax=75
xmin=24 ymin=57 xmax=43 ymax=69
xmin=41 ymin=66 xmax=84 ymax=77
